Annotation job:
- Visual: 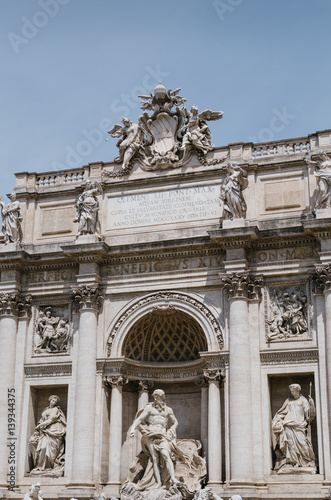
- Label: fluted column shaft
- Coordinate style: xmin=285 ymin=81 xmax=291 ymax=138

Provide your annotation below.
xmin=71 ymin=285 xmax=102 ymax=485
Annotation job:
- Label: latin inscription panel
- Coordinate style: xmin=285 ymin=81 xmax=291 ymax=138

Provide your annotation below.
xmin=107 ymin=185 xmax=220 ymax=230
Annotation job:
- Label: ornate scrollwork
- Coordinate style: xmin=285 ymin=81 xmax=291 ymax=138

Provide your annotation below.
xmin=221 ymin=273 xmax=263 ymax=300
xmin=203 ymin=368 xmax=223 ymax=382
xmin=106 ymin=83 xmax=223 ymax=174
xmin=71 ymin=285 xmax=102 ymax=312
xmin=0 ymin=292 xmax=32 ymax=317
xmin=138 ymin=380 xmax=154 ymax=392
xmin=310 ymin=264 xmax=331 ymax=293
xmin=103 ymin=374 xmax=128 ymax=387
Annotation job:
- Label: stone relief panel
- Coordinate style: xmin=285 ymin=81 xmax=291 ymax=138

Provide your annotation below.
xmin=33 ymin=304 xmax=72 ymax=355
xmin=265 ymin=284 xmax=311 ymax=342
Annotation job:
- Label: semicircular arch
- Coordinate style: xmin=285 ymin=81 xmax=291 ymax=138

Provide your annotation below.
xmin=106 ymin=290 xmax=223 ymax=358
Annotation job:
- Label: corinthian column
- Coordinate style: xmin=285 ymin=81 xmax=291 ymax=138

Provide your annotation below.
xmin=70 ymin=285 xmax=102 ymax=486
xmin=0 ymin=293 xmax=31 ymax=487
xmin=204 ymin=369 xmax=223 ymax=487
xmin=106 ymin=375 xmax=128 ymax=485
xmin=221 ymin=273 xmax=262 ymax=484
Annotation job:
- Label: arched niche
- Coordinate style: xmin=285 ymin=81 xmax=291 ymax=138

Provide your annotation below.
xmin=106 ymin=291 xmax=223 ymax=358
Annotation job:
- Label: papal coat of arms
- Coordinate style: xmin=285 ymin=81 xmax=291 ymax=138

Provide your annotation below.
xmin=107 ymin=82 xmax=223 ymax=173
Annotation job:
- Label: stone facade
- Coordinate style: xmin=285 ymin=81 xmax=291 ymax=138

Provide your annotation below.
xmin=1 ymin=90 xmax=331 ymax=500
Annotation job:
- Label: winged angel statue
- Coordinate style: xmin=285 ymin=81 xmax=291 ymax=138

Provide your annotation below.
xmin=107 ymin=83 xmax=223 ymax=172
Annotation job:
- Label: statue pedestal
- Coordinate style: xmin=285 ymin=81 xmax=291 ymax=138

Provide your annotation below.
xmin=0 ymin=242 xmax=22 ymax=252
xmin=75 ymin=234 xmax=103 ymax=244
xmin=315 ymin=208 xmax=331 ymax=219
xmin=222 ymin=218 xmax=246 ymax=229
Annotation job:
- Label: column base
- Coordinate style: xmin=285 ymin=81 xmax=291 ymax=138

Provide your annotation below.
xmin=104 ymin=483 xmax=122 ymax=497
xmin=60 ymin=484 xmax=96 ymax=497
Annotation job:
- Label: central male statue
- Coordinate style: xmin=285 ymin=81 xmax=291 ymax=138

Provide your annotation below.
xmin=130 ymin=389 xmax=179 ymax=489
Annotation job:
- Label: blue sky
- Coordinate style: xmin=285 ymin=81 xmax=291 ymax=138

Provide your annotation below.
xmin=1 ymin=0 xmax=331 ymax=197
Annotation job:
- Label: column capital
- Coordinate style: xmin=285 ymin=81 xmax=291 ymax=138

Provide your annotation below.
xmin=195 ymin=376 xmax=209 ymax=388
xmin=72 ymin=284 xmax=102 ymax=311
xmin=203 ymin=368 xmax=224 ymax=382
xmin=221 ymin=272 xmax=263 ymax=300
xmin=138 ymin=380 xmax=154 ymax=392
xmin=103 ymin=374 xmax=128 ymax=387
xmin=310 ymin=264 xmax=331 ymax=293
xmin=0 ymin=292 xmax=32 ymax=318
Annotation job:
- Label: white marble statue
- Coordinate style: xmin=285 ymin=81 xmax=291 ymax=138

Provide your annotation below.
xmin=272 ymin=383 xmax=316 ymax=472
xmin=126 ymin=389 xmax=206 ymax=492
xmin=181 ymin=106 xmax=223 ymax=155
xmin=220 ymin=162 xmax=248 ymax=219
xmin=0 ymin=192 xmax=23 ymax=244
xmin=106 ymin=83 xmax=224 ymax=172
xmin=107 ymin=118 xmax=144 ymax=171
xmin=306 ymin=151 xmax=331 ymax=209
xmin=23 ymin=483 xmax=43 ymax=500
xmin=29 ymin=395 xmax=66 ymax=476
xmin=74 ymin=180 xmax=102 ymax=237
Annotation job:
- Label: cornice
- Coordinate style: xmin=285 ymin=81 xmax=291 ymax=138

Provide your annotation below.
xmin=98 ymin=354 xmax=226 ymax=382
xmin=24 ymin=362 xmax=72 ymax=378
xmin=260 ymin=348 xmax=318 ymax=365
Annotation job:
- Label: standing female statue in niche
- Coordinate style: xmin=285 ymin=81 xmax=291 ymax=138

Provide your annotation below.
xmin=29 ymin=395 xmax=66 ymax=476
xmin=272 ymin=383 xmax=316 ymax=472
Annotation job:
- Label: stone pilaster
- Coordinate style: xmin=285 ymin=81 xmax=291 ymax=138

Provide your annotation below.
xmin=0 ymin=292 xmax=31 ymax=487
xmin=105 ymin=375 xmax=128 ymax=486
xmin=136 ymin=380 xmax=153 ymax=455
xmin=204 ymin=368 xmax=223 ymax=487
xmin=311 ymin=264 xmax=331 ymax=477
xmin=195 ymin=377 xmax=209 ymax=461
xmin=221 ymin=273 xmax=262 ymax=484
xmin=70 ymin=285 xmax=102 ymax=486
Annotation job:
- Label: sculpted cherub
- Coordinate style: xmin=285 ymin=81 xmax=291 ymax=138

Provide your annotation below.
xmin=107 ymin=118 xmax=144 ymax=170
xmin=180 ymin=105 xmax=224 ymax=155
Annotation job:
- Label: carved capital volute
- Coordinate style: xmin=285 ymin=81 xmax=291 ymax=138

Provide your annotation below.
xmin=72 ymin=284 xmax=102 ymax=312
xmin=195 ymin=376 xmax=209 ymax=388
xmin=0 ymin=292 xmax=32 ymax=318
xmin=103 ymin=375 xmax=128 ymax=388
xmin=138 ymin=380 xmax=154 ymax=392
xmin=310 ymin=264 xmax=331 ymax=293
xmin=203 ymin=368 xmax=224 ymax=383
xmin=221 ymin=273 xmax=263 ymax=300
